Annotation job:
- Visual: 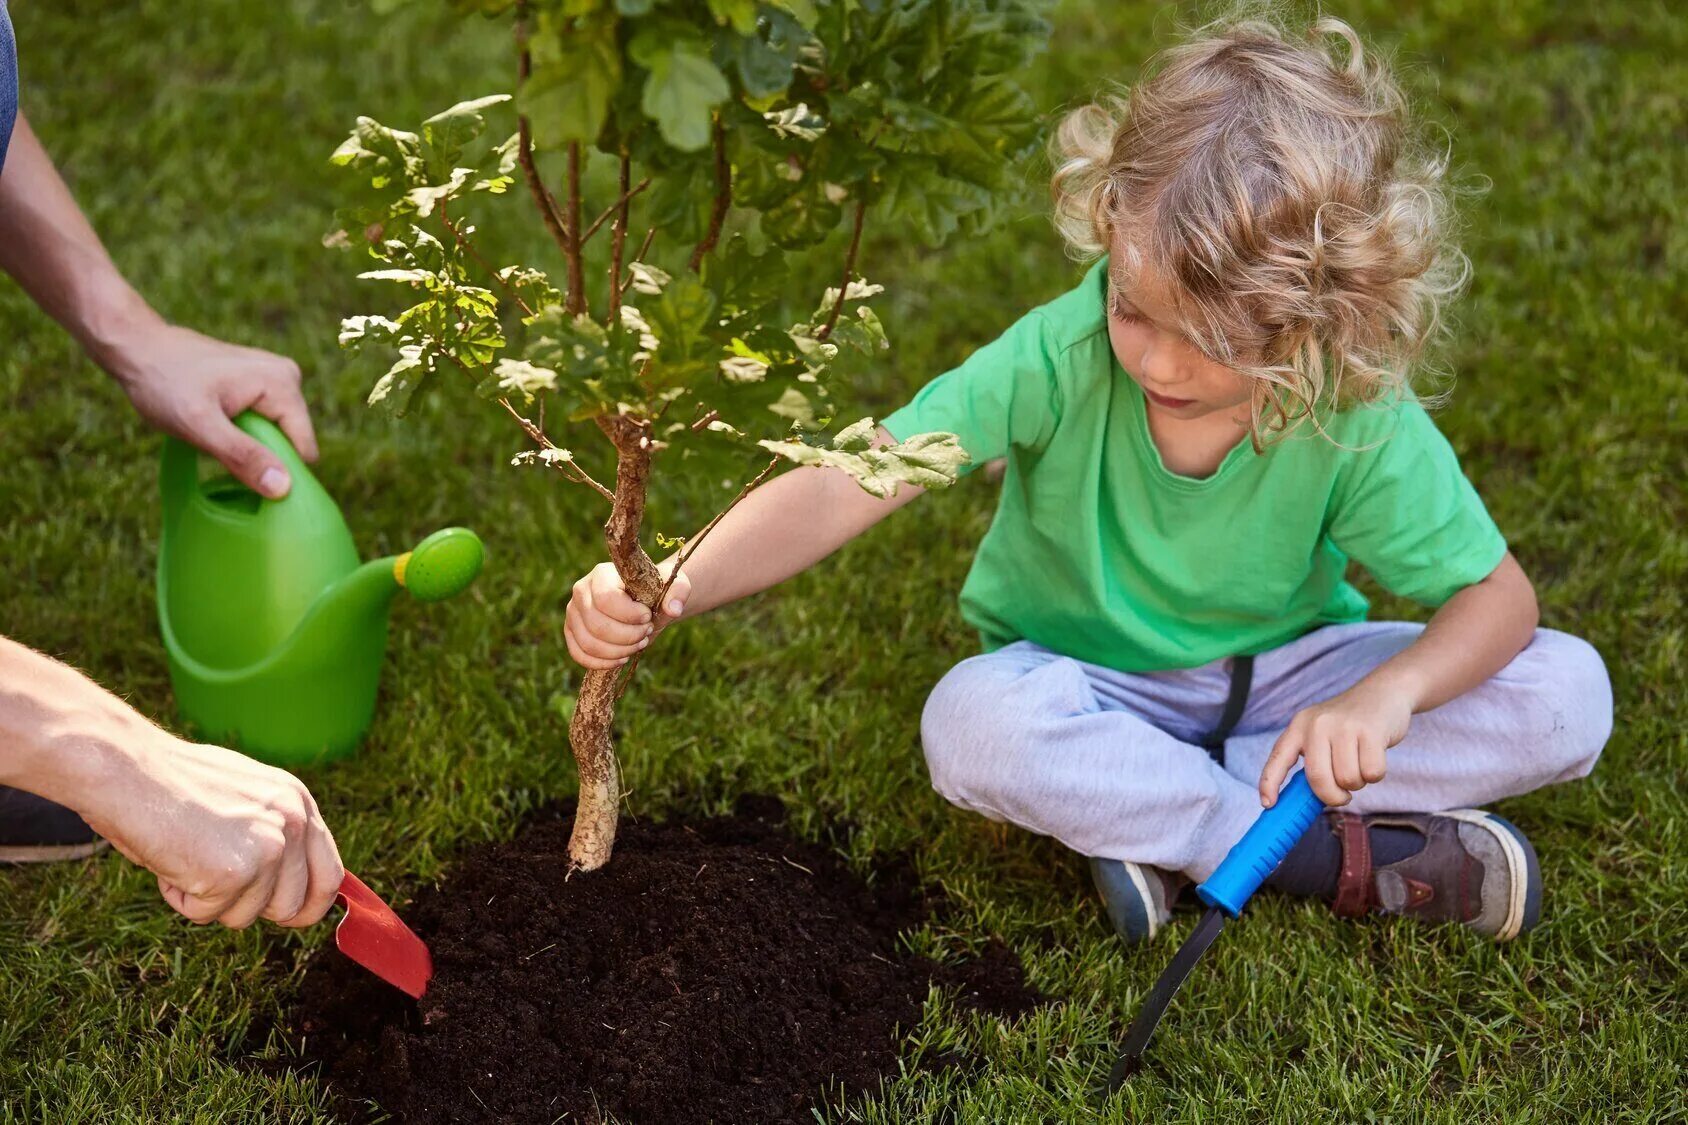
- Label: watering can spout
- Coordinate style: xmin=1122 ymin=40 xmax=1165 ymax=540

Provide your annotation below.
xmin=157 ymin=413 xmax=484 ymax=766
xmin=293 ymin=528 xmax=485 ymax=659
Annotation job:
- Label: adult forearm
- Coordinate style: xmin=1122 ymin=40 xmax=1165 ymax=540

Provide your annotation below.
xmin=0 ymin=113 xmax=161 ymax=368
xmin=1358 ymin=552 xmax=1540 ymax=713
xmin=668 ymin=444 xmax=922 ymax=617
xmin=0 ymin=635 xmax=156 ymax=814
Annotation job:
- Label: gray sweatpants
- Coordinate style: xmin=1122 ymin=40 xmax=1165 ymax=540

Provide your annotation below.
xmin=919 ymin=622 xmax=1612 ymax=880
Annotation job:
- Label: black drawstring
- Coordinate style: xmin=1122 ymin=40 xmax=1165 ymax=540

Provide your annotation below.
xmin=1200 ymin=654 xmax=1255 ymax=766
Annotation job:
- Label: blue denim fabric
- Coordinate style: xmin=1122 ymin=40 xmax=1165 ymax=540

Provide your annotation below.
xmin=0 ymin=1 xmax=15 ymax=175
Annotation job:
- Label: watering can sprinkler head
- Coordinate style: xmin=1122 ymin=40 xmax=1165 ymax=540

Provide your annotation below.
xmin=156 ymin=413 xmax=483 ymax=767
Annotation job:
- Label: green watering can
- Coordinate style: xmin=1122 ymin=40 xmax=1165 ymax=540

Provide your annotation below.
xmin=157 ymin=413 xmax=483 ymax=767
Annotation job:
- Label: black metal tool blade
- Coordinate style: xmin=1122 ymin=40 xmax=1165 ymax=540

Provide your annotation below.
xmin=1105 ymin=905 xmax=1227 ymax=1092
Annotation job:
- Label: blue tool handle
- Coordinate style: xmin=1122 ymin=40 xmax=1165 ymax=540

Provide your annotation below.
xmin=1196 ymin=772 xmax=1325 ymax=918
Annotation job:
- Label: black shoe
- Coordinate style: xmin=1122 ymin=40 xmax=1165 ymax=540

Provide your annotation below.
xmin=0 ymin=786 xmax=107 ymax=864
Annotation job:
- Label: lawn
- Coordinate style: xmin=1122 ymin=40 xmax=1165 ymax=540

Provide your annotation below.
xmin=1 ymin=0 xmax=1684 ymax=1121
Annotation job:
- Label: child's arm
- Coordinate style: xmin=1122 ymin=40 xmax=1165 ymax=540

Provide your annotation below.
xmin=564 ymin=428 xmax=923 ymax=669
xmin=1258 ymin=552 xmax=1539 ymax=808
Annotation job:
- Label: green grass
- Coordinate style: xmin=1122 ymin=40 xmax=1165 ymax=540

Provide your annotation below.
xmin=2 ymin=1 xmax=1684 ymax=1120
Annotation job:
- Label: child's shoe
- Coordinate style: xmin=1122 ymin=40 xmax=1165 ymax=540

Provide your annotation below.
xmin=1088 ymin=857 xmax=1188 ymax=944
xmin=1328 ymin=809 xmax=1542 ymax=941
xmin=0 ymin=786 xmax=106 ymax=864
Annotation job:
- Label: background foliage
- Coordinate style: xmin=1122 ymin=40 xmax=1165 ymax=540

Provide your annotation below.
xmin=0 ymin=1 xmax=1683 ymax=1120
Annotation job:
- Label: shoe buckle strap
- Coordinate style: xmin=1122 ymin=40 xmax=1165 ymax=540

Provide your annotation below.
xmin=1331 ymin=812 xmax=1375 ymax=918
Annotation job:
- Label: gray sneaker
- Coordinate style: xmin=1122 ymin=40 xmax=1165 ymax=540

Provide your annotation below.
xmin=1088 ymin=857 xmax=1189 ymax=945
xmin=1329 ymin=809 xmax=1542 ymax=942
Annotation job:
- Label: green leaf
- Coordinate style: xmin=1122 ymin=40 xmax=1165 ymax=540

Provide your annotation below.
xmin=872 ymin=159 xmax=991 ymax=247
xmin=342 ymin=117 xmax=428 ymax=189
xmin=762 ymin=187 xmax=841 ymax=249
xmin=404 ymin=166 xmax=473 ymax=219
xmin=358 ymin=267 xmax=438 ymax=286
xmin=763 ymin=102 xmax=825 ymax=142
xmin=644 ymin=273 xmax=717 ymax=363
xmin=756 ymin=426 xmax=968 ymax=498
xmin=765 ymin=0 xmax=817 ymax=28
xmin=869 ymin=430 xmax=971 ymax=489
xmin=631 ymin=32 xmax=729 ymax=151
xmin=615 ymin=0 xmax=655 ymax=11
xmin=730 ymin=34 xmax=796 ymax=100
xmin=421 ymin=94 xmax=512 ymax=166
xmin=448 ymin=306 xmax=507 ymax=369
xmin=706 ymin=0 xmax=757 ymax=34
xmin=368 ymin=345 xmax=434 ymax=415
xmin=497 ymin=265 xmax=563 ymax=310
xmin=829 ymin=305 xmax=889 ymax=357
xmin=832 ymin=417 xmax=876 ymax=451
xmin=479 ymin=358 xmax=559 ymax=404
xmin=766 ymin=387 xmax=820 ymax=429
xmin=338 ymin=314 xmax=402 ymax=351
xmin=520 ymin=25 xmax=619 ymax=148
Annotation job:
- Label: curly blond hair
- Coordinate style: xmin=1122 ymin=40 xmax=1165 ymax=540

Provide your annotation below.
xmin=1051 ymin=10 xmax=1469 ymax=443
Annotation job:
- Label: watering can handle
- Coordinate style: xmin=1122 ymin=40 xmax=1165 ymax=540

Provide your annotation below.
xmin=160 ymin=412 xmax=311 ymax=528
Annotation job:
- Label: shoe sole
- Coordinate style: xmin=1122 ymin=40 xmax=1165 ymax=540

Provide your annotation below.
xmin=1123 ymin=861 xmax=1161 ymax=942
xmin=1441 ymin=809 xmax=1536 ymax=941
xmin=0 ymin=839 xmax=109 ymax=865
xmin=1089 ymin=857 xmax=1161 ymax=944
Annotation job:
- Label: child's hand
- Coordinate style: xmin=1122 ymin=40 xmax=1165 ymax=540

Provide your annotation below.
xmin=1258 ymin=681 xmax=1412 ymax=808
xmin=564 ymin=561 xmax=692 ymax=670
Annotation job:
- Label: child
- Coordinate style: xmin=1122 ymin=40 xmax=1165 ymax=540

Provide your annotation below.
xmin=564 ymin=14 xmax=1611 ymax=944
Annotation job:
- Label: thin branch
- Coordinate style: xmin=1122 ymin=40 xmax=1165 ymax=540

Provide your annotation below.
xmin=564 ymin=142 xmax=587 ymax=315
xmin=615 ymin=456 xmax=781 ymax=698
xmin=689 ymin=409 xmax=720 ymax=432
xmin=497 ymin=398 xmax=616 ymax=503
xmin=438 ymin=347 xmax=611 ymax=503
xmin=688 ymin=117 xmax=731 ymax=272
xmin=619 ymin=227 xmax=658 ymax=296
xmin=817 ymin=198 xmax=867 ymax=340
xmin=608 ymin=154 xmax=633 ymax=319
xmin=439 ymin=203 xmax=534 ymax=317
xmin=515 ymin=13 xmax=572 ymax=263
xmin=584 ymin=174 xmax=650 ymax=243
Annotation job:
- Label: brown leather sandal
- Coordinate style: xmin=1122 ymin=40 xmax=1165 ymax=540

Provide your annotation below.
xmin=1329 ymin=809 xmax=1542 ymax=941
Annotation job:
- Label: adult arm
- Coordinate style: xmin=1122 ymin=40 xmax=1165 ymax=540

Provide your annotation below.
xmin=564 ymin=429 xmax=924 ymax=669
xmin=0 ymin=636 xmax=343 ymax=928
xmin=0 ymin=112 xmax=316 ymax=495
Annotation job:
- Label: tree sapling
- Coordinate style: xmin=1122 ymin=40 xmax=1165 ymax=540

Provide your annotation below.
xmin=328 ymin=0 xmax=1048 ymax=871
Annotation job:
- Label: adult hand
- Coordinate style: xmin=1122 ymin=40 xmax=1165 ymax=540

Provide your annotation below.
xmin=564 ymin=560 xmax=691 ymax=670
xmin=105 ymin=320 xmax=318 ymax=499
xmin=78 ymin=729 xmax=344 ymax=929
xmin=1257 ymin=680 xmax=1412 ymax=808
xmin=0 ymin=114 xmax=318 ymax=496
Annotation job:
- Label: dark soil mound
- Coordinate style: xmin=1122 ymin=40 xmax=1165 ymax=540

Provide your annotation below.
xmin=291 ymin=798 xmax=1041 ymax=1124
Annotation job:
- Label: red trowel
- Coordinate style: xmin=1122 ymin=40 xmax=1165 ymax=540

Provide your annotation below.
xmin=333 ymin=871 xmax=433 ymax=999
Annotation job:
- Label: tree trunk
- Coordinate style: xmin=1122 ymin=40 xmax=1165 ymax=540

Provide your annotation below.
xmin=565 ymin=414 xmax=662 ymax=872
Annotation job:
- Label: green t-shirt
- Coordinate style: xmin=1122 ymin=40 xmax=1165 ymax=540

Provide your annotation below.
xmin=881 ymin=260 xmax=1507 ymax=672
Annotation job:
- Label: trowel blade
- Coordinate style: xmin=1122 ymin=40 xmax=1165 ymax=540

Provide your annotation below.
xmin=1105 ymin=905 xmax=1227 ymax=1092
xmin=334 ymin=871 xmax=433 ymax=1000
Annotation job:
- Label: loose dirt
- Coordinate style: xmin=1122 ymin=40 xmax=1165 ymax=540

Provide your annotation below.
xmin=291 ymin=797 xmax=1041 ymax=1123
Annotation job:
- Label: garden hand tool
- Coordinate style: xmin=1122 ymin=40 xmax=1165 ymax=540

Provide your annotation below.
xmin=1105 ymin=770 xmax=1325 ymax=1091
xmin=334 ymin=871 xmax=433 ymax=999
xmin=157 ymin=411 xmax=484 ymax=767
